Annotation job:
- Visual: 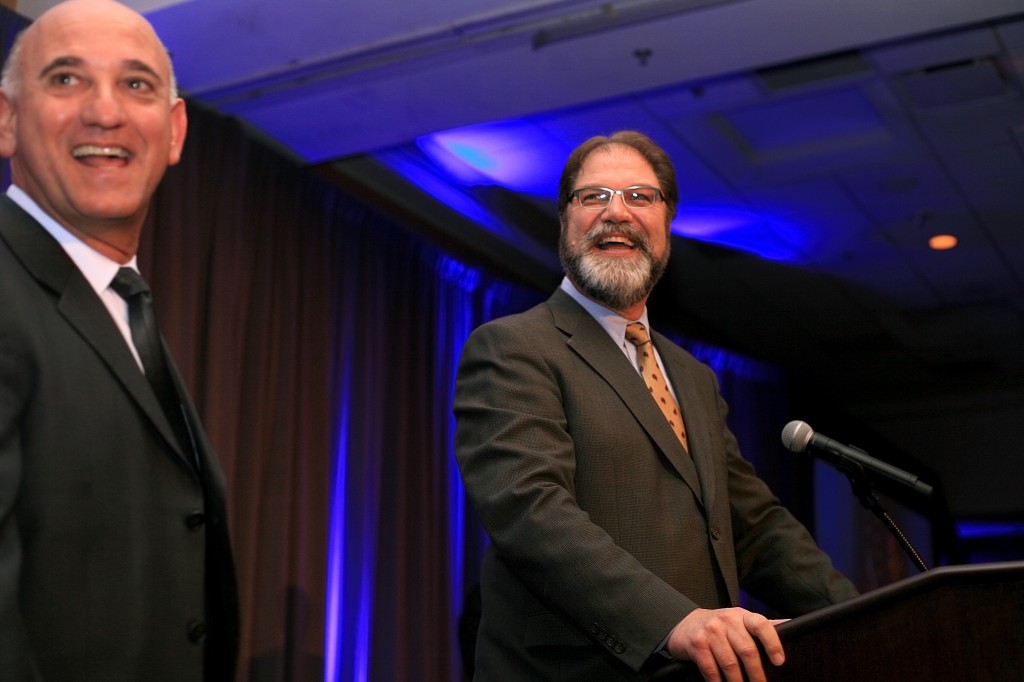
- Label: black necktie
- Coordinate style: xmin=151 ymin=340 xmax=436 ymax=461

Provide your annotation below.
xmin=110 ymin=267 xmax=195 ymax=460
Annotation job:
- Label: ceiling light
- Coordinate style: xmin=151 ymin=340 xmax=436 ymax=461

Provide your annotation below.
xmin=928 ymin=234 xmax=958 ymax=250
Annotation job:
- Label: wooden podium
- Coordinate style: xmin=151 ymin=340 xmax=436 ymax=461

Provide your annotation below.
xmin=655 ymin=561 xmax=1024 ymax=681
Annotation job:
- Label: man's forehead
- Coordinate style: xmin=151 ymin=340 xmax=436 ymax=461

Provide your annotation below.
xmin=25 ymin=4 xmax=167 ymax=71
xmin=578 ymin=146 xmax=656 ymax=179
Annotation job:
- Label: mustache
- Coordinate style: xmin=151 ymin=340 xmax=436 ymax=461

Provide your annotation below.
xmin=583 ymin=221 xmax=653 ymax=253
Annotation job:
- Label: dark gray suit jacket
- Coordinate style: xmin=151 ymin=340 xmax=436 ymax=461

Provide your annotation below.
xmin=454 ymin=287 xmax=856 ymax=681
xmin=0 ymin=196 xmax=239 ymax=681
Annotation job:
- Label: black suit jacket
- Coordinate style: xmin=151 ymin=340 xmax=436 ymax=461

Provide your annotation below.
xmin=0 ymin=196 xmax=239 ymax=681
xmin=454 ymin=287 xmax=857 ymax=681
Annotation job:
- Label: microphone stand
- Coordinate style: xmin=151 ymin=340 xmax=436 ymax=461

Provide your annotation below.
xmin=839 ymin=458 xmax=930 ymax=573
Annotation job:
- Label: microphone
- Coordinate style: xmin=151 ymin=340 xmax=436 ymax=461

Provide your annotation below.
xmin=781 ymin=420 xmax=933 ymax=497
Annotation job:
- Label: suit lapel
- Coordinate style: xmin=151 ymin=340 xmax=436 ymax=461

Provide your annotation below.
xmin=548 ymin=290 xmax=704 ymax=505
xmin=0 ymin=197 xmax=191 ymax=468
xmin=655 ymin=335 xmax=718 ymax=514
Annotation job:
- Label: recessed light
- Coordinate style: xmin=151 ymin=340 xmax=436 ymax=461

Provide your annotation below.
xmin=928 ymin=234 xmax=957 ymax=250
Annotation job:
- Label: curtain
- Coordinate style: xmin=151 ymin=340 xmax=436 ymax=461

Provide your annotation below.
xmin=325 ymin=250 xmax=535 ymax=681
xmin=141 ymin=101 xmax=543 ymax=681
xmin=150 ymin=97 xmax=553 ymax=680
xmin=141 ymin=107 xmax=342 ymax=681
xmin=688 ymin=341 xmax=814 ymax=523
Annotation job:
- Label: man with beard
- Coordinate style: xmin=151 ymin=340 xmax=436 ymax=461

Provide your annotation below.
xmin=454 ymin=131 xmax=857 ymax=682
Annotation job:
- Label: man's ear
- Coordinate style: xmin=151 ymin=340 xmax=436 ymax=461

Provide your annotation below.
xmin=0 ymin=90 xmax=17 ymax=159
xmin=166 ymin=97 xmax=188 ymax=166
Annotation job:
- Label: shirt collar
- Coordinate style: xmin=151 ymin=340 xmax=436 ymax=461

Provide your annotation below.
xmin=559 ymin=276 xmax=652 ymax=350
xmin=7 ymin=185 xmax=138 ymax=294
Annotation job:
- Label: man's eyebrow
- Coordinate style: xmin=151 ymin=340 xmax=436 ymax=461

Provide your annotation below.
xmin=38 ymin=56 xmax=83 ymax=79
xmin=122 ymin=58 xmax=162 ymax=82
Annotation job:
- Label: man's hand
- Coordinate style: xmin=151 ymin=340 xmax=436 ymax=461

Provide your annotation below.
xmin=666 ymin=607 xmax=786 ymax=682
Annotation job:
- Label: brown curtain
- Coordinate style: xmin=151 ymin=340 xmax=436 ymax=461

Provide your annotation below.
xmin=141 ymin=107 xmax=338 ymax=681
xmin=140 ymin=101 xmax=540 ymax=681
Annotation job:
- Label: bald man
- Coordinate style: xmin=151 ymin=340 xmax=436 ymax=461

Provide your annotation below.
xmin=0 ymin=2 xmax=238 ymax=679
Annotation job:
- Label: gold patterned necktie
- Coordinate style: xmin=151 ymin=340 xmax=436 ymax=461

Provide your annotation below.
xmin=625 ymin=322 xmax=688 ymax=452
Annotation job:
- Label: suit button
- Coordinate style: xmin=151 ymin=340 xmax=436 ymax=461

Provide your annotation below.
xmin=710 ymin=526 xmax=721 ymax=541
xmin=185 ymin=511 xmax=206 ymax=530
xmin=187 ymin=619 xmax=207 ymax=644
xmin=615 ymin=642 xmax=626 ymax=653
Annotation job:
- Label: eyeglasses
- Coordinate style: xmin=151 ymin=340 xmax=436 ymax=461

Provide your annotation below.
xmin=570 ymin=186 xmax=664 ymax=210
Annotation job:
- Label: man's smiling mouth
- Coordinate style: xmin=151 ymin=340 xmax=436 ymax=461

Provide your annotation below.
xmin=596 ymin=235 xmax=637 ymax=250
xmin=72 ymin=145 xmax=129 ymax=160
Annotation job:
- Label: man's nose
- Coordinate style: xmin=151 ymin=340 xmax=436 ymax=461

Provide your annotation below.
xmin=81 ymin=84 xmax=126 ymax=128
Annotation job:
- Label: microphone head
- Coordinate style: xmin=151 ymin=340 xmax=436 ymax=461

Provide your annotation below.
xmin=781 ymin=420 xmax=814 ymax=453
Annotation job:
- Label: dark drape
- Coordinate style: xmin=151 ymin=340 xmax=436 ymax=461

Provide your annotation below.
xmin=142 ymin=107 xmax=339 ymax=681
xmin=141 ymin=101 xmax=542 ymax=681
xmin=149 ymin=96 xmax=558 ymax=682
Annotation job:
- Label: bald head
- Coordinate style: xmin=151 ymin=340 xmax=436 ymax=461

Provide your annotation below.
xmin=2 ymin=0 xmax=178 ymax=103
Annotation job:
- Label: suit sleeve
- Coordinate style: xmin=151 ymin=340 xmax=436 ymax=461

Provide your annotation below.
xmin=712 ymin=382 xmax=859 ymax=614
xmin=453 ymin=317 xmax=693 ymax=671
xmin=0 ymin=323 xmax=44 ymax=680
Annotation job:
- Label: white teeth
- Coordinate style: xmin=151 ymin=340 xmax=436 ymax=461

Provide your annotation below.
xmin=599 ymin=236 xmax=635 ymax=247
xmin=72 ymin=145 xmax=128 ymax=158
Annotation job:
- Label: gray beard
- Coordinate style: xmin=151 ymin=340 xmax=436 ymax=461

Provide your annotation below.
xmin=559 ymin=222 xmax=669 ymax=312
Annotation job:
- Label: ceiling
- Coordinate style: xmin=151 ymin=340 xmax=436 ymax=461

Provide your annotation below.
xmin=16 ymin=0 xmax=1024 ymax=526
